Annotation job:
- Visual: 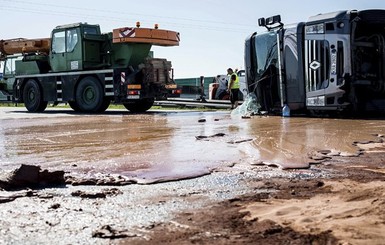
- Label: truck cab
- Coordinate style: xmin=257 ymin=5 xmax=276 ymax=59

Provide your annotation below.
xmin=0 ymin=55 xmax=22 ymax=101
xmin=50 ymin=23 xmax=105 ymax=72
xmin=245 ymin=10 xmax=385 ymax=115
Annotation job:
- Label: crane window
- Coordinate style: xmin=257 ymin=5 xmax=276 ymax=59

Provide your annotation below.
xmin=84 ymin=27 xmax=98 ymax=35
xmin=66 ymin=29 xmax=78 ymax=52
xmin=52 ymin=31 xmax=66 ymax=53
xmin=4 ymin=56 xmax=22 ymax=76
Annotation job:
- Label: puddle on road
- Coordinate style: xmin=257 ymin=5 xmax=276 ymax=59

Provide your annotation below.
xmin=0 ymin=112 xmax=242 ymax=182
xmin=241 ymin=116 xmax=385 ymax=168
xmin=1 ymin=110 xmax=385 ymax=182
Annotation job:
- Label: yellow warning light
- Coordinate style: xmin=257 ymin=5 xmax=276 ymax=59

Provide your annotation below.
xmin=165 ymin=84 xmax=177 ymax=89
xmin=136 ymin=21 xmax=141 ymax=28
xmin=154 ymin=24 xmax=159 ymax=29
xmin=127 ymin=84 xmax=141 ymax=89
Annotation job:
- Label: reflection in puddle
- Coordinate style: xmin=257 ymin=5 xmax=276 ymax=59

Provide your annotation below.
xmin=0 ymin=112 xmax=241 ymax=182
xmin=1 ymin=111 xmax=385 ymax=181
xmin=243 ymin=116 xmax=385 ymax=169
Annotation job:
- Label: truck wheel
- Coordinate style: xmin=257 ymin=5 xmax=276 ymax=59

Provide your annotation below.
xmin=123 ymin=98 xmax=154 ymax=113
xmin=75 ymin=77 xmax=103 ymax=112
xmin=97 ymin=98 xmax=111 ymax=113
xmin=68 ymin=101 xmax=81 ymax=112
xmin=23 ymin=79 xmax=48 ymax=112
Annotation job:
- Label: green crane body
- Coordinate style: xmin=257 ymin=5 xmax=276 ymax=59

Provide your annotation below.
xmin=0 ymin=22 xmax=180 ymax=113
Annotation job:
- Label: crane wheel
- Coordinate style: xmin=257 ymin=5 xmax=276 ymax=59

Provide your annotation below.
xmin=23 ymin=79 xmax=48 ymax=112
xmin=123 ymin=98 xmax=154 ymax=113
xmin=68 ymin=101 xmax=81 ymax=112
xmin=97 ymin=98 xmax=111 ymax=113
xmin=75 ymin=76 xmax=104 ymax=112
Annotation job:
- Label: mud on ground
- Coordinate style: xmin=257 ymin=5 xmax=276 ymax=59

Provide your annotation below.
xmin=124 ymin=151 xmax=385 ymax=245
xmin=0 ymin=147 xmax=385 ymax=244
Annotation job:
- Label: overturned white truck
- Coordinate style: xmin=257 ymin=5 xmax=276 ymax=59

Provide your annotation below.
xmin=245 ymin=9 xmax=385 ymax=115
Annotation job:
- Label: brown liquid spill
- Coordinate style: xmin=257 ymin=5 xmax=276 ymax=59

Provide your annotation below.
xmin=0 ymin=112 xmax=240 ymax=181
xmin=242 ymin=116 xmax=385 ymax=169
xmin=1 ymin=111 xmax=385 ymax=181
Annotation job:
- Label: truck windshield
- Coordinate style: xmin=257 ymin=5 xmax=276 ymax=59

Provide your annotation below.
xmin=52 ymin=31 xmax=66 ymax=53
xmin=4 ymin=56 xmax=22 ymax=76
xmin=253 ymin=31 xmax=279 ymax=81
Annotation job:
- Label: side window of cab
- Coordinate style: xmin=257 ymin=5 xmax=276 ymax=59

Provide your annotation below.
xmin=66 ymin=29 xmax=78 ymax=52
xmin=52 ymin=31 xmax=66 ymax=53
xmin=4 ymin=56 xmax=22 ymax=76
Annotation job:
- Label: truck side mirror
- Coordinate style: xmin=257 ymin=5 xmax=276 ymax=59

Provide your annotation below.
xmin=266 ymin=15 xmax=281 ymax=25
xmin=258 ymin=18 xmax=266 ymax=27
xmin=260 ymin=15 xmax=283 ymax=30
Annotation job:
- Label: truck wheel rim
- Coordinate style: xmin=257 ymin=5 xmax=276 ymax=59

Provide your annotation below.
xmin=84 ymin=86 xmax=95 ymax=103
xmin=28 ymin=90 xmax=36 ymax=101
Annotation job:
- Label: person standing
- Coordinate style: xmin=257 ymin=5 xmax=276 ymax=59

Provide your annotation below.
xmin=227 ymin=68 xmax=240 ymax=109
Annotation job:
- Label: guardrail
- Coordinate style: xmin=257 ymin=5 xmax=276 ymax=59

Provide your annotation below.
xmin=155 ymin=98 xmax=241 ymax=109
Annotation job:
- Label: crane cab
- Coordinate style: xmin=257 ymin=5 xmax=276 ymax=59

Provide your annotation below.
xmin=50 ymin=23 xmax=104 ymax=72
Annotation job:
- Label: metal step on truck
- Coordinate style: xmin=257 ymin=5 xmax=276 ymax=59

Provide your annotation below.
xmin=244 ymin=9 xmax=385 ymax=116
xmin=0 ymin=22 xmax=180 ymax=113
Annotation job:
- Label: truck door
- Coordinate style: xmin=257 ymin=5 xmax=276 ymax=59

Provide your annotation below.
xmin=2 ymin=56 xmax=22 ymax=92
xmin=304 ymin=23 xmax=330 ymax=108
xmin=50 ymin=28 xmax=81 ymax=72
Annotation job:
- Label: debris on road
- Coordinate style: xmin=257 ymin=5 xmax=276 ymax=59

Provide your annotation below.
xmin=0 ymin=164 xmax=65 ymax=190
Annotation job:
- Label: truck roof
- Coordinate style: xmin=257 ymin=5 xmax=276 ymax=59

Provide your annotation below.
xmin=55 ymin=22 xmax=99 ymax=29
xmin=307 ymin=10 xmax=350 ymax=23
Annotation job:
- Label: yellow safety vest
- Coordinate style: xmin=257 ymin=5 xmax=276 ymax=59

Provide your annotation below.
xmin=229 ymin=72 xmax=240 ymax=89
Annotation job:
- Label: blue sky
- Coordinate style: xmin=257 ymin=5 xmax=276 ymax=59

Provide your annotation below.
xmin=1 ymin=0 xmax=385 ymax=77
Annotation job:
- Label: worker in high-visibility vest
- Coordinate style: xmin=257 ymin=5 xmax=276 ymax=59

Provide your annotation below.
xmin=227 ymin=68 xmax=240 ymax=109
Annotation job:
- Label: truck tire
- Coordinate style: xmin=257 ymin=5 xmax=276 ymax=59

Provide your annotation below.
xmin=75 ymin=76 xmax=104 ymax=112
xmin=68 ymin=101 xmax=81 ymax=112
xmin=97 ymin=98 xmax=111 ymax=113
xmin=23 ymin=79 xmax=48 ymax=112
xmin=123 ymin=98 xmax=154 ymax=113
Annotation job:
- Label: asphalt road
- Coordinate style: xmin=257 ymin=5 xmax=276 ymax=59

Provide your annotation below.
xmin=0 ymin=106 xmax=383 ymax=244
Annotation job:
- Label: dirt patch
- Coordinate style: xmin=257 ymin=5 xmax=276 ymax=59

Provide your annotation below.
xmin=122 ymin=151 xmax=385 ymax=245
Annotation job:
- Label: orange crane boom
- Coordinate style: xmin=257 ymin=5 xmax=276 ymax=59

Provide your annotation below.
xmin=0 ymin=25 xmax=179 ymax=57
xmin=0 ymin=38 xmax=51 ymax=56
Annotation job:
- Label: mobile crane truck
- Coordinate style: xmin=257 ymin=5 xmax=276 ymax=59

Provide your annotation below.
xmin=0 ymin=22 xmax=180 ymax=112
xmin=244 ymin=9 xmax=385 ymax=115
